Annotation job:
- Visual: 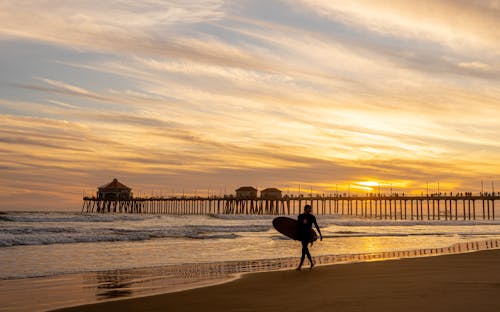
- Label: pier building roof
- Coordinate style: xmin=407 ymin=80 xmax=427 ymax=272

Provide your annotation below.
xmin=98 ymin=178 xmax=131 ymax=191
xmin=261 ymin=188 xmax=281 ymax=193
xmin=236 ymin=186 xmax=258 ymax=191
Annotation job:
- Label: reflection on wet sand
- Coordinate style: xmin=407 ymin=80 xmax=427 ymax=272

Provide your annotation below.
xmin=87 ymin=239 xmax=500 ymax=301
xmin=94 ymin=271 xmax=134 ymax=299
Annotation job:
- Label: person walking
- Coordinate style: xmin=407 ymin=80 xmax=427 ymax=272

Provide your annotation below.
xmin=296 ymin=204 xmax=322 ymax=270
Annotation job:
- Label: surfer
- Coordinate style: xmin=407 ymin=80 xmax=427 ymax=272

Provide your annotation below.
xmin=296 ymin=204 xmax=322 ymax=270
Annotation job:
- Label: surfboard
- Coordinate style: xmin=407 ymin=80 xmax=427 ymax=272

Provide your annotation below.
xmin=272 ymin=216 xmax=318 ymax=242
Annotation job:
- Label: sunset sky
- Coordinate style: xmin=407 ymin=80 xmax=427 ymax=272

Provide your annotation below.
xmin=1 ymin=0 xmax=500 ymax=210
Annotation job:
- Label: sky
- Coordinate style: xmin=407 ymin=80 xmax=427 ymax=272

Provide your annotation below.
xmin=1 ymin=0 xmax=500 ymax=210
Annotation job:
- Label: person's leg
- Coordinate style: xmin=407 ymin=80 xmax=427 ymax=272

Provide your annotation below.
xmin=305 ymin=244 xmax=313 ymax=267
xmin=297 ymin=240 xmax=308 ymax=270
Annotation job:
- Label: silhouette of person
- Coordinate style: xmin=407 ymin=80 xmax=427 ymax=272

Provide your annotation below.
xmin=296 ymin=204 xmax=322 ymax=270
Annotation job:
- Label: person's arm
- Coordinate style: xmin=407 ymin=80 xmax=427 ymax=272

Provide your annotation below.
xmin=313 ymin=216 xmax=322 ymax=241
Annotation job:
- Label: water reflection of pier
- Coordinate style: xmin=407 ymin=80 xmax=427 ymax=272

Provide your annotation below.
xmin=82 ymin=194 xmax=498 ymax=220
xmin=86 ymin=239 xmax=500 ymax=301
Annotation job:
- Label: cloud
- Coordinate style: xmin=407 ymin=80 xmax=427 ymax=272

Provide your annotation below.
xmin=290 ymin=0 xmax=500 ymax=81
xmin=0 ymin=1 xmax=227 ymax=36
xmin=296 ymin=0 xmax=500 ymax=50
xmin=46 ymin=99 xmax=79 ymax=109
xmin=0 ymin=1 xmax=277 ymax=74
xmin=1 ymin=1 xmax=500 ymax=209
xmin=458 ymin=61 xmax=491 ymax=71
xmin=14 ymin=80 xmax=112 ymax=103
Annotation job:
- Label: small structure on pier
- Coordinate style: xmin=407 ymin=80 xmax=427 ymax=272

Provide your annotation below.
xmin=235 ymin=186 xmax=258 ymax=199
xmin=97 ymin=178 xmax=132 ymax=200
xmin=261 ymin=188 xmax=282 ymax=199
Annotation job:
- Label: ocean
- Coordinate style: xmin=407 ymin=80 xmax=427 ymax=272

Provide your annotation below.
xmin=1 ymin=211 xmax=500 ymax=311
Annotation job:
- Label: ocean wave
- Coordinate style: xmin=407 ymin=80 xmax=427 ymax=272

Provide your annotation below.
xmin=3 ymin=225 xmax=496 ymax=247
xmin=2 ymin=212 xmax=499 ymax=248
xmin=0 ymin=233 xmax=153 ymax=247
xmin=269 ymin=231 xmax=500 ymax=240
xmin=3 ymin=213 xmax=152 ymax=223
xmin=182 ymin=225 xmax=270 ymax=233
xmin=0 ymin=227 xmax=79 ymax=234
xmin=271 ymin=235 xmax=293 ymax=240
xmin=324 ymin=233 xmax=445 ymax=238
xmin=324 ymin=232 xmax=500 ymax=238
xmin=0 ymin=223 xmax=268 ymax=247
xmin=188 ymin=233 xmax=240 ymax=239
xmin=325 ymin=219 xmax=500 ymax=227
xmin=207 ymin=214 xmax=274 ymax=220
xmin=0 ymin=232 xmax=244 ymax=247
xmin=209 ymin=214 xmax=500 ymax=227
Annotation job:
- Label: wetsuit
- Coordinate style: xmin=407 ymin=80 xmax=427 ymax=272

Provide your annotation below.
xmin=297 ymin=213 xmax=319 ymax=267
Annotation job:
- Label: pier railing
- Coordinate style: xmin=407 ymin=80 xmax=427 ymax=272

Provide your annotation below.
xmin=82 ymin=194 xmax=498 ymax=220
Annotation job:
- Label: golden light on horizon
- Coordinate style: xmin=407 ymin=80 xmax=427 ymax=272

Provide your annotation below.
xmin=351 ymin=184 xmax=374 ymax=192
xmin=356 ymin=181 xmax=380 ymax=187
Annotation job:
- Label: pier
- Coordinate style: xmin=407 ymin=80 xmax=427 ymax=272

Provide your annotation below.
xmin=82 ymin=194 xmax=498 ymax=220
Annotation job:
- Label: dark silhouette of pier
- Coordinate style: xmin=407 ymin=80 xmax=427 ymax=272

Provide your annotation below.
xmin=82 ymin=193 xmax=498 ymax=220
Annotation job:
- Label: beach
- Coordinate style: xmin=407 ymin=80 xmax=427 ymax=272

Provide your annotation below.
xmin=55 ymin=249 xmax=500 ymax=312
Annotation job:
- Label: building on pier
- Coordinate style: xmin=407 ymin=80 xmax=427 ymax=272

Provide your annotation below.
xmin=235 ymin=186 xmax=258 ymax=199
xmin=97 ymin=178 xmax=132 ymax=200
xmin=260 ymin=188 xmax=282 ymax=199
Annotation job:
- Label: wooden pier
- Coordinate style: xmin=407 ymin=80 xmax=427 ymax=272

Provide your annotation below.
xmin=82 ymin=194 xmax=498 ymax=220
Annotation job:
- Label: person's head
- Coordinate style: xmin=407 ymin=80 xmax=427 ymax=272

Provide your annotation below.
xmin=304 ymin=204 xmax=312 ymax=214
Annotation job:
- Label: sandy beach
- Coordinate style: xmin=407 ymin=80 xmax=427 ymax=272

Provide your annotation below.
xmin=54 ymin=249 xmax=500 ymax=312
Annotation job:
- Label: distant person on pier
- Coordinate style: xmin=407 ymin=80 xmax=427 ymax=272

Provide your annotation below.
xmin=296 ymin=204 xmax=322 ymax=270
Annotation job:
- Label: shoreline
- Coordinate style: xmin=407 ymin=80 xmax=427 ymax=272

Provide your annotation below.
xmin=54 ymin=248 xmax=500 ymax=312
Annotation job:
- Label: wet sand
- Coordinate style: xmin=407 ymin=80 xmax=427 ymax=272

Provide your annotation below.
xmin=55 ymin=249 xmax=500 ymax=312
